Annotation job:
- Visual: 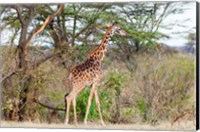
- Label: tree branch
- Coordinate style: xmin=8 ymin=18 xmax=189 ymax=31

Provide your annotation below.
xmin=14 ymin=5 xmax=25 ymax=25
xmin=24 ymin=4 xmax=64 ymax=55
xmin=0 ymin=17 xmax=18 ymax=31
xmin=33 ymin=99 xmax=65 ymax=112
xmin=72 ymin=4 xmax=77 ymax=46
xmin=1 ymin=52 xmax=61 ymax=84
xmin=33 ymin=51 xmax=62 ymax=68
xmin=153 ymin=3 xmax=170 ymax=32
xmin=67 ymin=5 xmax=108 ymax=45
xmin=0 ymin=69 xmax=23 ymax=83
xmin=67 ymin=23 xmax=96 ymax=45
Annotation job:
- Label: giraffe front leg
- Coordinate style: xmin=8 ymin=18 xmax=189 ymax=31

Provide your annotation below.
xmin=84 ymin=84 xmax=96 ymax=125
xmin=94 ymin=89 xmax=105 ymax=126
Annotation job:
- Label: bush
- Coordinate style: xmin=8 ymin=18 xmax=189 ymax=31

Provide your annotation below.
xmin=75 ymin=86 xmax=113 ymax=122
xmin=105 ymin=69 xmax=126 ymax=123
xmin=130 ymin=53 xmax=195 ymax=123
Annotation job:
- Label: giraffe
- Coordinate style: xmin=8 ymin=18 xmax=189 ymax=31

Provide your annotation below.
xmin=64 ymin=22 xmax=127 ymax=126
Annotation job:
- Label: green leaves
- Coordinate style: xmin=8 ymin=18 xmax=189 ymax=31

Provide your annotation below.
xmin=105 ymin=69 xmax=126 ymax=93
xmin=11 ymin=19 xmax=20 ymax=29
xmin=136 ymin=98 xmax=147 ymax=119
xmin=76 ymin=86 xmax=112 ymax=121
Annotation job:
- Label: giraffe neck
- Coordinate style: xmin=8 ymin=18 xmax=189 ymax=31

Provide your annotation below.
xmin=87 ymin=26 xmax=114 ymax=63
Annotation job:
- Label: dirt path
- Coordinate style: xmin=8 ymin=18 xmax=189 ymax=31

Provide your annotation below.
xmin=0 ymin=121 xmax=196 ymax=130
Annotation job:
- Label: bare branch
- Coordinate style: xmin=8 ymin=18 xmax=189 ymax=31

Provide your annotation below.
xmin=67 ymin=24 xmax=92 ymax=45
xmin=33 ymin=99 xmax=65 ymax=112
xmin=33 ymin=51 xmax=61 ymax=68
xmin=0 ymin=69 xmax=23 ymax=83
xmin=153 ymin=3 xmax=170 ymax=32
xmin=24 ymin=4 xmax=64 ymax=55
xmin=0 ymin=51 xmax=61 ymax=83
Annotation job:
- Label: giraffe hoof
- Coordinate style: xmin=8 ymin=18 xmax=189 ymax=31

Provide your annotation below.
xmin=84 ymin=120 xmax=88 ymax=126
xmin=64 ymin=121 xmax=69 ymax=126
xmin=75 ymin=122 xmax=78 ymax=126
xmin=64 ymin=122 xmax=68 ymax=126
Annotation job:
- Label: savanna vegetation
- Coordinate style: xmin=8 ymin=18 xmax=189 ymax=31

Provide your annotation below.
xmin=0 ymin=2 xmax=196 ymax=130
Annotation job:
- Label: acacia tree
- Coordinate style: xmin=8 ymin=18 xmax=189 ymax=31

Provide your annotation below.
xmin=1 ymin=4 xmax=63 ymax=121
xmin=0 ymin=3 xmax=111 ymax=121
xmin=105 ymin=2 xmax=185 ymax=71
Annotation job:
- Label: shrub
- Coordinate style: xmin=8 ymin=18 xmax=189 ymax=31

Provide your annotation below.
xmin=105 ymin=69 xmax=126 ymax=123
xmin=75 ymin=86 xmax=113 ymax=122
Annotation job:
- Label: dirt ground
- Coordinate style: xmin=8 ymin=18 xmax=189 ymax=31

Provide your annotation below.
xmin=0 ymin=121 xmax=196 ymax=130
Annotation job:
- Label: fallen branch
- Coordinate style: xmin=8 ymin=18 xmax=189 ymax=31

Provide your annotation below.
xmin=33 ymin=98 xmax=65 ymax=112
xmin=171 ymin=109 xmax=193 ymax=126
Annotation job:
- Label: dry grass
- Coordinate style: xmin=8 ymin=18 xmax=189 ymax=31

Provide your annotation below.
xmin=1 ymin=121 xmax=196 ymax=130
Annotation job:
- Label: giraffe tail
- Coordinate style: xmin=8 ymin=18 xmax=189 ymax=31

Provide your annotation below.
xmin=64 ymin=93 xmax=69 ymax=100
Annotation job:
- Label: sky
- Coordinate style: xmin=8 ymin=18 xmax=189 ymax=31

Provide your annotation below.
xmin=158 ymin=2 xmax=196 ymax=47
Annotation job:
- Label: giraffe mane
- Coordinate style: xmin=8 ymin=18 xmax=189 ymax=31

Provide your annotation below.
xmin=87 ymin=26 xmax=112 ymax=58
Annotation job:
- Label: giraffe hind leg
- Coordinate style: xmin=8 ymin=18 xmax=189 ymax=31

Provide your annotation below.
xmin=84 ymin=83 xmax=96 ymax=125
xmin=94 ymin=89 xmax=105 ymax=126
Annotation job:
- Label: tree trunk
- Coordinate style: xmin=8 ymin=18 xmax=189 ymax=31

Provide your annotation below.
xmin=17 ymin=49 xmax=30 ymax=121
xmin=18 ymin=76 xmax=31 ymax=121
xmin=18 ymin=45 xmax=27 ymax=69
xmin=7 ymin=4 xmax=63 ymax=121
xmin=17 ymin=24 xmax=30 ymax=121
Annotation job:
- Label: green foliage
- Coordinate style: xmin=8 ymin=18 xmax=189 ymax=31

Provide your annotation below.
xmin=69 ymin=45 xmax=91 ymax=64
xmin=76 ymin=87 xmax=96 ymax=121
xmin=136 ymin=98 xmax=147 ymax=120
xmin=105 ymin=69 xmax=126 ymax=123
xmin=121 ymin=108 xmax=136 ymax=118
xmin=76 ymin=86 xmax=113 ymax=121
xmin=105 ymin=69 xmax=126 ymax=95
xmin=11 ymin=20 xmax=20 ymax=29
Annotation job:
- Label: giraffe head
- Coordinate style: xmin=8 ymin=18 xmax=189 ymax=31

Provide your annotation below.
xmin=111 ymin=22 xmax=127 ymax=36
